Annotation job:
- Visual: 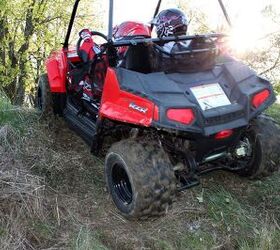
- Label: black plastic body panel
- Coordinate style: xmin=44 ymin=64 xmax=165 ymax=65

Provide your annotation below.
xmin=64 ymin=100 xmax=96 ymax=145
xmin=190 ymin=128 xmax=243 ymax=162
xmin=116 ymin=60 xmax=275 ymax=136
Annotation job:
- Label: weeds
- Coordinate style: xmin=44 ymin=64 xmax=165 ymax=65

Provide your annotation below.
xmin=266 ymin=103 xmax=280 ymax=123
xmin=238 ymin=227 xmax=280 ymax=250
xmin=0 ymin=93 xmax=37 ymax=131
xmin=207 ymin=187 xmax=256 ymax=232
xmin=74 ymin=226 xmax=108 ymax=250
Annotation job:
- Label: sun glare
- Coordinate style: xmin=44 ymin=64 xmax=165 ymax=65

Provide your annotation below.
xmin=229 ymin=24 xmax=263 ymax=54
xmin=108 ymin=0 xmax=278 ymax=55
xmin=225 ymin=0 xmax=278 ymax=55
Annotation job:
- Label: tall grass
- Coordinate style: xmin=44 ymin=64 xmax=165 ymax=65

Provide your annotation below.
xmin=0 ymin=93 xmax=47 ymax=249
xmin=0 ymin=92 xmax=37 ymax=131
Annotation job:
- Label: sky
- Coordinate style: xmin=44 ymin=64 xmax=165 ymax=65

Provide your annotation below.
xmin=108 ymin=0 xmax=279 ymax=26
xmin=102 ymin=1 xmax=279 ymax=35
xmin=98 ymin=0 xmax=279 ymax=53
xmin=114 ymin=0 xmax=279 ymax=51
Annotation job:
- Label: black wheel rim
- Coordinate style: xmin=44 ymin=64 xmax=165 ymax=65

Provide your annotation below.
xmin=112 ymin=163 xmax=133 ymax=205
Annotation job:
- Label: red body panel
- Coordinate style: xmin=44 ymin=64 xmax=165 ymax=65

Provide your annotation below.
xmin=46 ymin=49 xmax=68 ymax=93
xmin=100 ymin=68 xmax=155 ymax=127
xmin=66 ymin=47 xmax=81 ymax=63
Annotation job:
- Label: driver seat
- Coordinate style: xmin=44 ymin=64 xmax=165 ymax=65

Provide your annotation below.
xmin=120 ymin=44 xmax=152 ymax=74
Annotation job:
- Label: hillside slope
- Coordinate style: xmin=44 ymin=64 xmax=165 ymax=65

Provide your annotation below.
xmin=1 ymin=100 xmax=280 ymax=249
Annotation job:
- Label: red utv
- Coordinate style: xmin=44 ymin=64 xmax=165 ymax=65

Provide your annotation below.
xmin=37 ymin=0 xmax=277 ymax=218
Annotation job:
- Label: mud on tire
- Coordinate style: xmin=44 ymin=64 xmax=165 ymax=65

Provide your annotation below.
xmin=105 ymin=139 xmax=176 ymax=219
xmin=37 ymin=74 xmax=53 ymax=117
xmin=235 ymin=115 xmax=280 ymax=178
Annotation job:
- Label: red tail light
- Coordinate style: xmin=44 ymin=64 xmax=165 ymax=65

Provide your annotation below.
xmin=215 ymin=129 xmax=233 ymax=140
xmin=167 ymin=108 xmax=195 ymax=125
xmin=251 ymin=89 xmax=270 ymax=108
xmin=153 ymin=105 xmax=159 ymax=121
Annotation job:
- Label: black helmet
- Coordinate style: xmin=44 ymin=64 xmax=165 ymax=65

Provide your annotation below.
xmin=152 ymin=9 xmax=188 ymax=38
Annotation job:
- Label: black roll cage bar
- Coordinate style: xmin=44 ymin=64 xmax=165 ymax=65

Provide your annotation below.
xmin=63 ymin=0 xmax=231 ymax=50
xmin=112 ymin=33 xmax=226 ymax=47
xmin=63 ymin=0 xmax=80 ymax=49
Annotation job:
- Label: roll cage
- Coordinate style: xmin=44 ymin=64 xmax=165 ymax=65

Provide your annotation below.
xmin=63 ymin=0 xmax=230 ymax=53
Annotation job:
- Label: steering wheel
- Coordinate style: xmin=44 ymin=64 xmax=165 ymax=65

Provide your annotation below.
xmin=77 ymin=31 xmax=109 ymax=61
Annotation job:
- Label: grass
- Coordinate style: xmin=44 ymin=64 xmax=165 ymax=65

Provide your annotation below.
xmin=206 ymin=187 xmax=257 ymax=237
xmin=266 ymin=103 xmax=280 ymax=123
xmin=0 ymin=95 xmax=279 ymax=249
xmin=73 ymin=226 xmax=108 ymax=250
xmin=0 ymin=93 xmax=37 ymax=132
xmin=248 ymin=174 xmax=280 ymax=212
xmin=0 ymin=94 xmax=22 ymax=126
xmin=29 ymin=220 xmax=57 ymax=243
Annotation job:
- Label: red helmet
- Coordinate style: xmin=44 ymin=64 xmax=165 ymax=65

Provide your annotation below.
xmin=113 ymin=21 xmax=151 ymax=40
xmin=113 ymin=21 xmax=151 ymax=58
xmin=152 ymin=9 xmax=188 ymax=38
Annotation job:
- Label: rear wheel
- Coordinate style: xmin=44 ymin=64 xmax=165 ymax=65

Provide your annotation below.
xmin=232 ymin=115 xmax=280 ymax=178
xmin=105 ymin=139 xmax=176 ymax=219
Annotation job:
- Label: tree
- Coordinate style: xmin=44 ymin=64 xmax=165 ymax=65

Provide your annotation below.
xmin=0 ymin=0 xmax=102 ymax=105
xmin=245 ymin=5 xmax=280 ymax=84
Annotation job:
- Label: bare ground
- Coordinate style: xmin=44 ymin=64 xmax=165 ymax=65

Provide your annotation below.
xmin=0 ymin=109 xmax=280 ymax=250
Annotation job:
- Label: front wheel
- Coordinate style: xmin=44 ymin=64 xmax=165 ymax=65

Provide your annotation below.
xmin=232 ymin=115 xmax=280 ymax=178
xmin=105 ymin=139 xmax=176 ymax=219
xmin=37 ymin=74 xmax=53 ymax=117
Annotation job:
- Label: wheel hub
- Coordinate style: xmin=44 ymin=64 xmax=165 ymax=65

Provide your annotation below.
xmin=111 ymin=163 xmax=133 ymax=205
xmin=234 ymin=137 xmax=252 ymax=158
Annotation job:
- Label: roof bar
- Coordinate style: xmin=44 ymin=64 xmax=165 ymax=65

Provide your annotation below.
xmin=108 ymin=0 xmax=114 ymax=40
xmin=151 ymin=0 xmax=162 ymax=31
xmin=112 ymin=33 xmax=227 ymax=47
xmin=63 ymin=0 xmax=81 ymax=49
xmin=218 ymin=0 xmax=232 ymax=27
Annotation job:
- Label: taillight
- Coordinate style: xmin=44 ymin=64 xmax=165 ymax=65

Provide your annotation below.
xmin=215 ymin=129 xmax=233 ymax=140
xmin=251 ymin=89 xmax=270 ymax=108
xmin=166 ymin=108 xmax=195 ymax=125
xmin=153 ymin=105 xmax=159 ymax=121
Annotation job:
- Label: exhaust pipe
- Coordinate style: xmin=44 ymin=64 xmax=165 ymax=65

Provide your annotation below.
xmin=203 ymin=152 xmax=228 ymax=163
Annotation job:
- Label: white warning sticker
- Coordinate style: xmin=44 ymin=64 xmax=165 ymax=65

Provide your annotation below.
xmin=190 ymin=83 xmax=231 ymax=111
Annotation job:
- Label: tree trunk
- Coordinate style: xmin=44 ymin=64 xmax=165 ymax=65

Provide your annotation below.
xmin=12 ymin=0 xmax=36 ymax=105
